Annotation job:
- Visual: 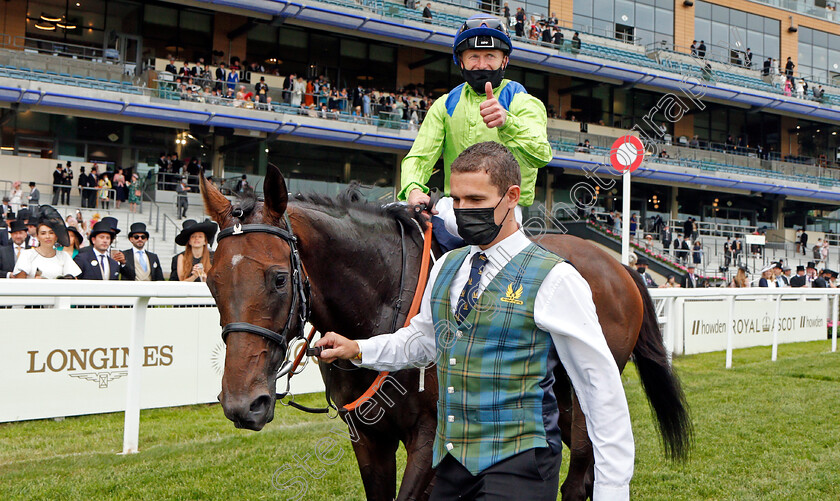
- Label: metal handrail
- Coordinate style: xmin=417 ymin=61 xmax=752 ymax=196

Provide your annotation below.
xmin=0 ymin=33 xmax=118 ymax=63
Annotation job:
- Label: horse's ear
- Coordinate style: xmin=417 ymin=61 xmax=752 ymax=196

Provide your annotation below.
xmin=200 ymin=170 xmax=233 ymax=227
xmin=263 ymin=163 xmax=288 ymax=222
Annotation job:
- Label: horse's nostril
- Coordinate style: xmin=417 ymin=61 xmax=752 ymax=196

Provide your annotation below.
xmin=250 ymin=394 xmax=272 ymax=414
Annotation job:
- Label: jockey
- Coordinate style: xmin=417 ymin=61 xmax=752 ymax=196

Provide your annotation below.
xmin=399 ymin=14 xmax=552 ymax=250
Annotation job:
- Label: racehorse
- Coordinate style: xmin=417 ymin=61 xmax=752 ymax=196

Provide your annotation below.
xmin=201 ymin=165 xmax=691 ymax=501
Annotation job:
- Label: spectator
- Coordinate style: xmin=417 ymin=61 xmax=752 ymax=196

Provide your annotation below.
xmin=813 ymin=268 xmax=831 ymax=288
xmin=692 ymin=239 xmax=702 ymax=267
xmin=571 ymin=32 xmax=581 ymax=51
xmin=762 ymin=57 xmax=771 ymax=76
xmin=744 ymin=48 xmax=752 ymax=68
xmin=821 ymin=239 xmax=829 ymax=264
xmin=636 ymin=257 xmax=657 ymax=288
xmin=757 ymin=265 xmax=776 ymax=287
xmin=74 ymin=220 xmax=127 ymax=280
xmin=24 ymin=218 xmax=38 ymax=248
xmin=51 ymin=164 xmax=64 ymax=205
xmin=176 ymin=177 xmax=190 ymax=219
xmin=234 ymin=175 xmax=249 ymax=194
xmin=122 ymin=222 xmax=164 ymax=281
xmin=12 ymin=206 xmax=80 ymax=279
xmin=658 ymin=149 xmax=670 ymax=159
xmin=171 ymin=219 xmax=216 ymax=282
xmin=785 ymin=57 xmax=795 ymax=78
xmin=362 ymin=91 xmax=371 ymax=118
xmin=541 ymin=24 xmax=553 ymax=44
xmin=60 ymin=225 xmax=84 ymax=259
xmin=660 ymin=275 xmax=679 ymax=288
xmin=682 ymin=218 xmax=692 ymax=241
xmin=552 ymin=27 xmax=564 ymax=46
xmin=62 ymin=161 xmax=73 ymax=205
xmin=814 ymin=238 xmax=823 ymax=263
xmin=697 ymin=40 xmax=706 ymax=58
xmin=723 ymin=237 xmax=732 ymax=267
xmin=113 ymin=167 xmax=126 ymax=209
xmin=0 ymin=220 xmax=28 ymax=278
xmin=515 ymin=8 xmax=525 ymax=37
xmin=97 ymin=173 xmax=112 ymax=210
xmin=681 ymin=263 xmax=699 ymax=288
xmin=629 ymin=213 xmax=638 ymax=237
xmin=164 ymin=56 xmax=177 ymax=74
xmin=800 ymin=228 xmax=808 ymax=256
xmin=689 ymin=135 xmax=699 ymax=148
xmin=27 ymin=182 xmax=40 ymax=217
xmin=423 ymin=3 xmax=432 ymax=23
xmin=779 ymin=265 xmax=792 ymax=287
xmin=674 ymin=233 xmax=687 ymax=264
xmin=226 ymin=66 xmax=240 ymax=92
xmin=127 ymin=173 xmax=141 ymax=213
xmin=1 ymin=196 xmax=11 ymax=218
xmin=643 ymin=233 xmax=653 ymax=251
xmin=255 ymin=76 xmax=269 ymax=106
xmin=661 ymin=224 xmax=672 ymax=254
xmin=215 ymin=62 xmax=227 ymax=93
xmin=795 ymin=79 xmax=804 ymax=99
xmin=815 ymin=85 xmax=825 ymax=101
xmin=789 ymin=265 xmax=807 ymax=287
xmin=690 ymin=40 xmax=697 ymax=56
xmin=84 ymin=166 xmax=99 ymax=207
xmin=577 ymin=139 xmax=591 ymax=152
xmin=729 ymin=266 xmax=749 ymax=288
xmin=503 ymin=2 xmax=510 ymax=19
xmin=291 ymin=76 xmax=305 ymax=107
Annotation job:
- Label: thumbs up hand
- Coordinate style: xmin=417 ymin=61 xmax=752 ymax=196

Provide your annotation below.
xmin=479 ymin=81 xmax=507 ymax=128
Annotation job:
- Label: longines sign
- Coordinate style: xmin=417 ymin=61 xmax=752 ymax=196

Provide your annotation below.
xmin=0 ymin=307 xmax=325 ymax=423
xmin=682 ymin=298 xmax=827 ymax=354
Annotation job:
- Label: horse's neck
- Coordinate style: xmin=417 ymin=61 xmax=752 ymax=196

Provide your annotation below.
xmin=291 ymin=205 xmax=412 ymax=339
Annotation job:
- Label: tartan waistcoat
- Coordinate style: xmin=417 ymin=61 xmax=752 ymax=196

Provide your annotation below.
xmin=430 ymin=243 xmax=564 ymax=474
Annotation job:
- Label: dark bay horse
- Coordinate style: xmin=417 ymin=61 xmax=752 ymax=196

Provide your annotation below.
xmin=201 ymin=165 xmax=691 ymax=501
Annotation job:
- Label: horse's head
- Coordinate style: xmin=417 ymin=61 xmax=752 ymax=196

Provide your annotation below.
xmin=201 ymin=165 xmax=300 ymax=430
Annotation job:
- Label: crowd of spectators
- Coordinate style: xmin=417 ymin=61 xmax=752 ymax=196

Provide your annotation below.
xmin=160 ymin=56 xmax=435 ymax=128
xmin=0 ymin=201 xmax=215 ymax=281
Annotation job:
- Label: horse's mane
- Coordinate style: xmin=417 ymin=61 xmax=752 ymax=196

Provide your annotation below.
xmin=232 ymin=184 xmax=428 ymax=234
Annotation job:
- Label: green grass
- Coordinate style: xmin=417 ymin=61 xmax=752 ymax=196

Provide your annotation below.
xmin=1 ymin=341 xmax=839 ymax=500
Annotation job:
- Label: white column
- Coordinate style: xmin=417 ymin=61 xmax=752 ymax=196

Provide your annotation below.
xmin=726 ymin=295 xmax=735 ymax=369
xmin=122 ymin=296 xmax=150 ymax=454
xmin=621 ymin=171 xmax=631 ymax=265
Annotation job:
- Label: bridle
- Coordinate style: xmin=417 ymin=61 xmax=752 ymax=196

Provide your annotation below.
xmin=217 ymin=212 xmax=311 ymax=383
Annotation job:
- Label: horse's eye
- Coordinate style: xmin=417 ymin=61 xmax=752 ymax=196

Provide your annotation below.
xmin=274 ymin=273 xmax=288 ymax=290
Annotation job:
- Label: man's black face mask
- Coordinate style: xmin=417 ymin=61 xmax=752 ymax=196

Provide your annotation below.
xmin=460 ymin=63 xmax=505 ymax=94
xmin=454 ymin=189 xmax=512 ymax=246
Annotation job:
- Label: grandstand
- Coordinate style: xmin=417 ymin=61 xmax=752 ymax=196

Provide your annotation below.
xmin=3 ymin=0 xmax=840 ymax=280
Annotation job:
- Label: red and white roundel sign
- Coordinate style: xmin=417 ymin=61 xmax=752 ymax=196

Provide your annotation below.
xmin=609 ymin=135 xmax=645 ymax=173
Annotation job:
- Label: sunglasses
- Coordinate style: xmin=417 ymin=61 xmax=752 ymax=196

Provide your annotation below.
xmin=463 ymin=17 xmax=505 ymax=30
xmin=131 ymin=235 xmax=148 ymax=240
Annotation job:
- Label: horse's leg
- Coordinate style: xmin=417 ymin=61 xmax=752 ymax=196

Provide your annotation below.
xmin=351 ymin=431 xmax=400 ymax=501
xmin=560 ymin=393 xmax=595 ymax=501
xmin=395 ymin=421 xmax=437 ymax=501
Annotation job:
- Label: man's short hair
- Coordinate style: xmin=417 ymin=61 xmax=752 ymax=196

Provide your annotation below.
xmin=451 ymin=141 xmax=520 ymax=196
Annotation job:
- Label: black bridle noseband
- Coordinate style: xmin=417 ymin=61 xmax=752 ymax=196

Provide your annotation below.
xmin=217 ymin=213 xmax=311 ymax=366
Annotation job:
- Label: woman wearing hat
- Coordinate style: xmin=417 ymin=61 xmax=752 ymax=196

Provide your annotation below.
xmin=757 ymin=266 xmax=776 ymax=287
xmin=171 ymin=218 xmax=216 ymax=282
xmin=9 ymin=180 xmax=23 ymax=212
xmin=127 ymin=173 xmax=141 ymax=213
xmin=59 ymin=224 xmax=84 ymax=260
xmin=12 ymin=206 xmax=81 ymax=279
xmin=729 ymin=266 xmax=750 ymax=288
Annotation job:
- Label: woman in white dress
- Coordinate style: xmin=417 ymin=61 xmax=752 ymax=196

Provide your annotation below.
xmin=9 ymin=180 xmax=23 ymax=212
xmin=12 ymin=206 xmax=81 ymax=279
xmin=291 ymin=76 xmax=305 ymax=107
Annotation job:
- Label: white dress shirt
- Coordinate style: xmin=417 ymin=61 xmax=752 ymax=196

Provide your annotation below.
xmin=355 ymin=230 xmax=634 ymax=499
xmin=94 ymin=250 xmax=111 ymax=280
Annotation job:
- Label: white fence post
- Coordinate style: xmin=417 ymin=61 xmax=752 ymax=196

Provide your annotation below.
xmin=122 ymin=296 xmax=150 ymax=454
xmin=771 ymin=292 xmax=781 ymax=362
xmin=832 ymin=293 xmax=838 ymax=353
xmin=726 ymin=295 xmax=735 ymax=369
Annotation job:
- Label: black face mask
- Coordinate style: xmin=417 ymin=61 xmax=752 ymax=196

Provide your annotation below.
xmin=461 ymin=66 xmax=505 ymax=94
xmin=454 ymin=191 xmax=512 ymax=246
xmin=637 ymin=267 xmax=647 ymax=274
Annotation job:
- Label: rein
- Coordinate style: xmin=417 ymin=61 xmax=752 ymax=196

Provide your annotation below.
xmin=218 ymin=204 xmax=434 ymax=417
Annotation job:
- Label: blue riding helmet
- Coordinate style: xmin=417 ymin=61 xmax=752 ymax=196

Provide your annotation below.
xmin=452 ymin=14 xmax=513 ymax=65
